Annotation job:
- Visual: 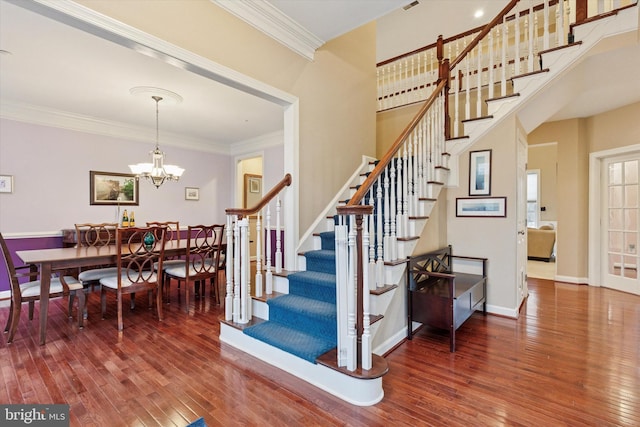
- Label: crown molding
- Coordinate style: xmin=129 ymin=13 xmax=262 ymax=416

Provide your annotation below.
xmin=212 ymin=0 xmax=324 ymax=61
xmin=1 ymin=101 xmax=284 ymax=157
xmin=0 ymin=101 xmax=230 ymax=154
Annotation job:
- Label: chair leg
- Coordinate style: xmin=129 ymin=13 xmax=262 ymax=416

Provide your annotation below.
xmin=148 ymin=290 xmax=153 ymax=308
xmin=4 ymin=301 xmax=13 ymax=332
xmin=28 ymin=301 xmax=35 ymax=320
xmin=156 ymin=288 xmax=163 ymax=322
xmin=68 ymin=292 xmax=75 ymax=318
xmin=75 ymin=290 xmax=86 ymax=329
xmin=101 ymin=289 xmax=107 ymax=319
xmin=130 ymin=293 xmax=135 ymax=310
xmin=117 ymin=292 xmax=123 ymax=332
xmin=6 ymin=300 xmax=21 ymax=343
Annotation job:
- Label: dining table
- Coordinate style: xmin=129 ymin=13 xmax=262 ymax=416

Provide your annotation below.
xmin=16 ymin=239 xmax=189 ymax=345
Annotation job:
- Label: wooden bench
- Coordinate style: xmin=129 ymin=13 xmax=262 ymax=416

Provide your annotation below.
xmin=407 ymin=245 xmax=487 ymax=352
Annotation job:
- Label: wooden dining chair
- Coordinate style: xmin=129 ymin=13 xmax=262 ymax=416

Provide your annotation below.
xmin=146 ymin=221 xmax=181 ymax=302
xmin=98 ymin=226 xmax=166 ymax=331
xmin=69 ymin=222 xmax=119 ymax=316
xmin=165 ymin=224 xmax=225 ymax=309
xmin=1 ymin=232 xmax=85 ymax=343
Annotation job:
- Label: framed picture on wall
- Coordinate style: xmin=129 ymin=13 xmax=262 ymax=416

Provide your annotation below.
xmin=456 ymin=197 xmax=506 ymax=217
xmin=0 ymin=175 xmax=14 ymax=193
xmin=469 ymin=149 xmax=492 ymax=196
xmin=185 ymin=187 xmax=199 ymax=201
xmin=244 ymin=174 xmax=262 ymax=209
xmin=90 ymin=171 xmax=139 ymax=205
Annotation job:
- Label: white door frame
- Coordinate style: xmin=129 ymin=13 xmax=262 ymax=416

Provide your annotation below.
xmin=589 ymin=144 xmax=640 ymax=287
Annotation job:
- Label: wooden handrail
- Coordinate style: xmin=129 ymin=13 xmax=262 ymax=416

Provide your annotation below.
xmin=450 ymin=0 xmax=520 ymax=70
xmin=225 ymin=173 xmax=292 ymax=217
xmin=344 ymin=79 xmax=446 ymax=208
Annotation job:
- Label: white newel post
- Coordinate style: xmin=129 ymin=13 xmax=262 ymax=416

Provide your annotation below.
xmin=346 ymin=215 xmax=357 ymax=371
xmin=239 ymin=217 xmax=251 ymax=323
xmin=232 ymin=217 xmax=241 ymax=323
xmin=335 ymin=219 xmax=349 ymax=367
xmin=361 ymin=215 xmax=372 ymax=370
xmin=225 ymin=215 xmax=234 ymax=321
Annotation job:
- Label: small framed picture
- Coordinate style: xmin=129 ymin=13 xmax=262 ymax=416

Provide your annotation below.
xmin=469 ymin=149 xmax=492 ymax=196
xmin=456 ymin=197 xmax=507 ymax=218
xmin=185 ymin=187 xmax=199 ymax=201
xmin=0 ymin=175 xmax=14 ymax=193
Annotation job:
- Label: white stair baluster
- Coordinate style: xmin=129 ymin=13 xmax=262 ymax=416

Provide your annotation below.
xmin=488 ymin=28 xmax=494 ymax=99
xmin=396 ymin=151 xmax=403 ymax=238
xmin=254 ymin=210 xmax=263 ymax=298
xmin=383 ymin=168 xmax=391 ymax=262
xmin=476 ymin=41 xmax=482 ymax=117
xmin=389 ymin=153 xmax=398 ymax=261
xmin=502 ymin=16 xmax=508 ymax=96
xmin=275 ymin=196 xmax=282 ymax=273
xmin=376 ymin=175 xmax=384 ymax=285
xmin=543 ymin=0 xmax=550 ymax=51
xmin=265 ymin=204 xmax=273 ymax=295
xmin=515 ymin=4 xmax=521 ymax=76
xmin=368 ymin=187 xmax=378 ymax=289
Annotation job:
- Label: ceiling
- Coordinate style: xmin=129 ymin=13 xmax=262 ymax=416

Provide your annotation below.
xmin=1 ymin=0 xmax=638 ymax=154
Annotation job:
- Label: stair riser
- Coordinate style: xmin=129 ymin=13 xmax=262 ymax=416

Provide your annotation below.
xmin=288 ymin=279 xmax=336 ymax=304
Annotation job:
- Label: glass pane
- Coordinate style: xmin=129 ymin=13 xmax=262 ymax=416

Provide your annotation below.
xmin=527 ymin=173 xmax=538 ymax=201
xmin=623 ymin=255 xmax=638 ymax=279
xmin=609 ymin=208 xmax=623 ymax=229
xmin=609 ymin=186 xmax=623 ymax=208
xmin=625 ymin=209 xmax=637 ymax=231
xmin=609 ymin=162 xmax=623 ymax=185
xmin=608 ymin=253 xmax=622 ymax=276
xmin=625 ymin=185 xmax=638 ymax=208
xmin=609 ymin=231 xmax=623 ymax=252
xmin=624 ymin=232 xmax=638 ymax=253
xmin=625 ymin=161 xmax=638 ymax=184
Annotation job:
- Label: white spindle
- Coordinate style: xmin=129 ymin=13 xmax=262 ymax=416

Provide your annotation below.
xmin=402 ymin=142 xmax=409 ymax=235
xmin=275 ymin=196 xmax=282 ymax=273
xmin=375 ymin=175 xmax=384 ymax=284
xmin=254 ymin=211 xmax=263 ymax=298
xmin=465 ymin=38 xmax=471 ymax=122
xmin=528 ymin=1 xmax=535 ymax=72
xmin=515 ymin=4 xmax=521 ymax=76
xmin=543 ymin=0 xmax=550 ymax=50
xmin=389 ymin=154 xmax=397 ymax=261
xmin=383 ymin=168 xmax=391 ymax=262
xmin=265 ymin=204 xmax=273 ymax=295
xmin=488 ymin=28 xmax=495 ymax=99
xmin=502 ymin=16 xmax=508 ymax=96
xmin=367 ymin=188 xmax=377 ymax=289
xmin=395 ymin=152 xmax=403 ymax=238
xmin=556 ymin=0 xmax=564 ymax=47
xmin=476 ymin=41 xmax=482 ymax=117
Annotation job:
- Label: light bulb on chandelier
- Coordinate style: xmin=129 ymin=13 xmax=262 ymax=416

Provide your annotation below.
xmin=129 ymin=95 xmax=184 ymax=188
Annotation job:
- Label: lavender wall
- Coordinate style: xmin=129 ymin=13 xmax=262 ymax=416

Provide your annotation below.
xmin=0 ymin=236 xmax=62 ymax=292
xmin=0 ymin=119 xmax=233 ymax=234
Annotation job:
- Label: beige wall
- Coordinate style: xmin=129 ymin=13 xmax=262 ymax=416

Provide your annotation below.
xmin=78 ymin=0 xmax=377 ymax=235
xmin=528 ymin=102 xmax=640 ymax=281
xmin=528 ymin=143 xmax=558 ymax=223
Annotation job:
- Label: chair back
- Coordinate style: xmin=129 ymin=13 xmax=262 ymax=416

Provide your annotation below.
xmin=75 ymin=222 xmax=119 ymax=247
xmin=0 ymin=233 xmax=24 ymax=300
xmin=186 ymin=224 xmax=225 ymax=280
xmin=146 ymin=221 xmax=180 ymax=242
xmin=115 ymin=226 xmax=167 ymax=290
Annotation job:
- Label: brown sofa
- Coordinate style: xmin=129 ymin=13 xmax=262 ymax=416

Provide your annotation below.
xmin=527 ymin=225 xmax=556 ymax=261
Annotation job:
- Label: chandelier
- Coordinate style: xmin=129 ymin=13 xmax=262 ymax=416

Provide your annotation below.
xmin=129 ymin=95 xmax=184 ymax=188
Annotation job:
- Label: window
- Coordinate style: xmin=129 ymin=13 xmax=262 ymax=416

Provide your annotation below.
xmin=527 ymin=171 xmax=540 ymax=228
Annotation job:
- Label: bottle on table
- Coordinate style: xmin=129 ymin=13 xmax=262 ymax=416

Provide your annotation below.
xmin=129 ymin=211 xmax=135 ymax=227
xmin=122 ymin=209 xmax=129 ymax=227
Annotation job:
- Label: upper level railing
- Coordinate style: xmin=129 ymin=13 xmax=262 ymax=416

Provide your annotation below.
xmin=224 ymin=173 xmax=292 ymax=323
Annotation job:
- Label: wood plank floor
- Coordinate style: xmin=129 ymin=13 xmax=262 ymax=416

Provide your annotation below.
xmin=1 ymin=278 xmax=638 ymax=426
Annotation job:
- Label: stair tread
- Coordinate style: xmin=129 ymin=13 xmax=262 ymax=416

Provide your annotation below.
xmin=244 ymin=321 xmax=336 ymax=364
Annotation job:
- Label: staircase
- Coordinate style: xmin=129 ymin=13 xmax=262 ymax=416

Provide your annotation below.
xmin=220 ymin=0 xmax=639 ymax=407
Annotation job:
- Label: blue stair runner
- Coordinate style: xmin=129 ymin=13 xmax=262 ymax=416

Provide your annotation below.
xmin=244 ymin=231 xmax=338 ymax=363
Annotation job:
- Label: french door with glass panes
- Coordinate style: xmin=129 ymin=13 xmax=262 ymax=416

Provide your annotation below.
xmin=603 ymin=155 xmax=640 ymax=295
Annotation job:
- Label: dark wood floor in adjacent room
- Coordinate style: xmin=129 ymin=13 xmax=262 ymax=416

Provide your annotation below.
xmin=1 ymin=277 xmax=638 ymax=426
